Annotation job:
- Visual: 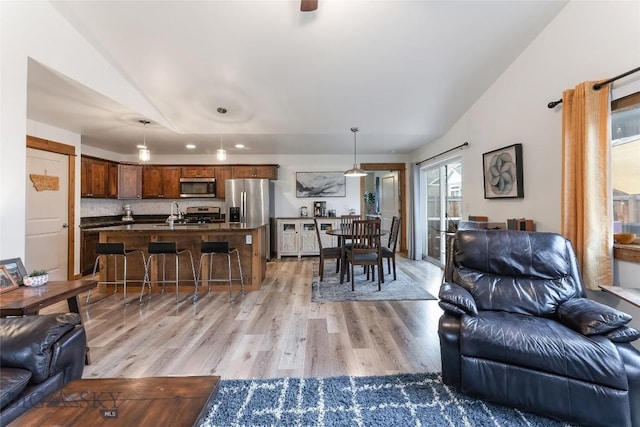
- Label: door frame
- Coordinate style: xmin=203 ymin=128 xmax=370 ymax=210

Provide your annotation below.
xmin=26 ymin=136 xmax=76 ymax=280
xmin=360 ymin=163 xmax=406 ymax=253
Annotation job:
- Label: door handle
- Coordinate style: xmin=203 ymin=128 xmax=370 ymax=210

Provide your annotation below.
xmin=62 ymin=223 xmax=69 ymax=228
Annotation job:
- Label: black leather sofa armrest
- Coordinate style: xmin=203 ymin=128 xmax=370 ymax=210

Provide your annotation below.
xmin=556 ymin=298 xmax=632 ymax=336
xmin=50 ymin=325 xmax=86 ymax=383
xmin=439 ymin=281 xmax=478 ymax=316
xmin=0 ymin=313 xmax=81 ymax=384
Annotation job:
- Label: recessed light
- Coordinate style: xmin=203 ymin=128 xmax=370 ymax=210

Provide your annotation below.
xmin=186 ymin=144 xmax=196 ymax=149
xmin=235 ymin=144 xmax=244 ymax=148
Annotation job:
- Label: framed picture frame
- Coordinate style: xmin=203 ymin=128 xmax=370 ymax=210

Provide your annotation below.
xmin=482 ymin=143 xmax=524 ymax=199
xmin=0 ymin=257 xmax=27 ymax=286
xmin=0 ymin=265 xmax=19 ymax=293
xmin=296 ymin=172 xmax=346 ymax=198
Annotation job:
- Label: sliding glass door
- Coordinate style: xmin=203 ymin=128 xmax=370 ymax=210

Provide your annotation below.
xmin=422 ymin=158 xmax=462 ymax=265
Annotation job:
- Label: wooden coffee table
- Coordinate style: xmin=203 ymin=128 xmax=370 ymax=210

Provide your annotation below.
xmin=9 ymin=376 xmax=220 ymax=427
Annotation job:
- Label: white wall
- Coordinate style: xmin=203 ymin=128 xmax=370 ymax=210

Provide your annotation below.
xmin=1 ymin=1 xmax=162 ymax=262
xmin=409 ymin=1 xmax=640 ymax=293
xmin=410 ymin=0 xmax=640 ymax=234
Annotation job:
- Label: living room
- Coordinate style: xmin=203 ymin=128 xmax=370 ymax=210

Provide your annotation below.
xmin=2 ymin=1 xmax=640 ymax=426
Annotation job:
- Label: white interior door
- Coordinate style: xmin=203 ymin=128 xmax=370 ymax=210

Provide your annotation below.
xmin=26 ymin=148 xmax=68 ymax=280
xmin=379 ymin=172 xmax=399 ymax=233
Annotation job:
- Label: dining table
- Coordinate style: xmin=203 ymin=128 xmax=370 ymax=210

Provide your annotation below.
xmin=326 ymin=225 xmax=387 ymax=284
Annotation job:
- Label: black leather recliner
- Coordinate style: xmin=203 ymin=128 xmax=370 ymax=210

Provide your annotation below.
xmin=438 ymin=230 xmax=640 ymax=427
xmin=0 ymin=313 xmax=86 ymax=426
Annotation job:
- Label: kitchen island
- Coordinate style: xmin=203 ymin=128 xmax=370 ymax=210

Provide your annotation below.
xmin=90 ymin=222 xmax=269 ymax=294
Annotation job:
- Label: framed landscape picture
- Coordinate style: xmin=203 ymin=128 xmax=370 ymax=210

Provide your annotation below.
xmin=0 ymin=265 xmax=19 ymax=293
xmin=482 ymin=143 xmax=524 ymax=199
xmin=0 ymin=257 xmax=27 ymax=286
xmin=296 ymin=172 xmax=346 ymax=198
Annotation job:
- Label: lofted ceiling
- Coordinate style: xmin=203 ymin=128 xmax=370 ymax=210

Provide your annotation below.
xmin=26 ymin=1 xmax=567 ymax=157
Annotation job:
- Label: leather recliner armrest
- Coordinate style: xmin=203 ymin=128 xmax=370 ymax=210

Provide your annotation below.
xmin=556 ymin=298 xmax=632 ymax=336
xmin=438 ymin=281 xmax=478 ymax=316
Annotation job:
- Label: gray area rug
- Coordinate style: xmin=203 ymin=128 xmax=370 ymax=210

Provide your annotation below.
xmin=311 ymin=261 xmax=436 ymax=302
xmin=201 ymin=373 xmax=570 ymax=426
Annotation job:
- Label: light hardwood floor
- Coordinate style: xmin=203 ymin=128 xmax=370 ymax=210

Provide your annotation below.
xmin=46 ymin=256 xmax=444 ymax=380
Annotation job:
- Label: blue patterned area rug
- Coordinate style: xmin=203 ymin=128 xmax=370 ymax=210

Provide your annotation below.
xmin=201 ymin=373 xmax=571 ymax=426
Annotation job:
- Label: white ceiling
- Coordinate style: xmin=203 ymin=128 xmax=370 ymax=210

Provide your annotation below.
xmin=26 ymin=1 xmax=567 ymax=157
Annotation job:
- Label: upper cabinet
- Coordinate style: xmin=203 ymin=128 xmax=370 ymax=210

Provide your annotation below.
xmin=232 ymin=165 xmax=278 ymax=180
xmin=142 ymin=166 xmax=181 ymax=198
xmin=213 ymin=166 xmax=233 ymax=200
xmin=108 ymin=162 xmax=118 ymax=198
xmin=81 ymin=157 xmax=278 ymax=199
xmin=81 ymin=157 xmax=110 ymax=198
xmin=118 ymin=164 xmax=142 ymax=199
xmin=181 ymin=166 xmax=215 ymax=178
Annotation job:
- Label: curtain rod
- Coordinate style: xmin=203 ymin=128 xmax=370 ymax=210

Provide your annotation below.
xmin=547 ymin=65 xmax=640 ymax=108
xmin=416 ymin=142 xmax=469 ymax=165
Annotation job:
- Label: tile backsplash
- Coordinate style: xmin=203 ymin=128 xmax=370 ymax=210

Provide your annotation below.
xmin=81 ymin=199 xmax=225 ymax=218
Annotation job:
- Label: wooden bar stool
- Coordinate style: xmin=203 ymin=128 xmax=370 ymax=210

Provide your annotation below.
xmin=140 ymin=242 xmax=197 ymax=304
xmin=197 ymin=241 xmax=245 ymax=300
xmin=86 ymin=242 xmax=146 ymax=305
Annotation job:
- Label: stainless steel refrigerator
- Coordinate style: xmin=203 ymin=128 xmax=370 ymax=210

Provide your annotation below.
xmin=225 ymin=178 xmax=271 ymax=225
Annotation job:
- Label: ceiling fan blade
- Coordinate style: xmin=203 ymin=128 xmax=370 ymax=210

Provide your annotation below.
xmin=301 ymin=0 xmax=318 ymax=12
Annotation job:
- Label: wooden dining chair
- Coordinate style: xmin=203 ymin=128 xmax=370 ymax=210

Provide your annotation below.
xmin=381 ymin=216 xmax=401 ymax=280
xmin=314 ymin=218 xmax=341 ymax=281
xmin=345 ymin=219 xmax=383 ymax=291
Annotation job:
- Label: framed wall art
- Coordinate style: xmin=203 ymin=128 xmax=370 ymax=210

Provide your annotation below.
xmin=296 ymin=172 xmax=346 ymax=198
xmin=483 ymin=143 xmax=524 ymax=199
xmin=0 ymin=265 xmax=19 ymax=293
xmin=0 ymin=257 xmax=27 ymax=286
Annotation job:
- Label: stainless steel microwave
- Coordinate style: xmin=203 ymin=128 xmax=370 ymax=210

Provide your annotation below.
xmin=179 ymin=178 xmax=216 ymax=198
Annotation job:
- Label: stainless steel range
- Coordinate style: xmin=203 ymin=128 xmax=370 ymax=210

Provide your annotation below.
xmin=183 ymin=206 xmax=224 ymax=223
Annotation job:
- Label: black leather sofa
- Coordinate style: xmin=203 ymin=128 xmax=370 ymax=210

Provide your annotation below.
xmin=438 ymin=230 xmax=640 ymax=427
xmin=0 ymin=313 xmax=86 ymax=426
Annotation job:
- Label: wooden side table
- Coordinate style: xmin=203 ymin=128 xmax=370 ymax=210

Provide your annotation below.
xmin=9 ymin=376 xmax=220 ymax=427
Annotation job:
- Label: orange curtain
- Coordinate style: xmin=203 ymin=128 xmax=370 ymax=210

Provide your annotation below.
xmin=561 ymin=81 xmax=612 ymax=290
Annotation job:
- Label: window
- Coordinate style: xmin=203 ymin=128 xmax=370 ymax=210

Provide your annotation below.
xmin=612 ymin=92 xmax=640 ymax=238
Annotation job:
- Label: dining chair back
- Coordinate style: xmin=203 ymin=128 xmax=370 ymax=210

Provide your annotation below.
xmin=381 ymin=216 xmax=401 ymax=280
xmin=313 ymin=218 xmax=341 ymax=281
xmin=346 ymin=219 xmax=383 ymax=291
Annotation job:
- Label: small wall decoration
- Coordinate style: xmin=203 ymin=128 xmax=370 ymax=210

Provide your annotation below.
xmin=483 ymin=143 xmax=524 ymax=199
xmin=0 ymin=265 xmax=19 ymax=293
xmin=29 ymin=171 xmax=59 ymax=191
xmin=296 ymin=172 xmax=346 ymax=198
xmin=0 ymin=258 xmax=27 ymax=286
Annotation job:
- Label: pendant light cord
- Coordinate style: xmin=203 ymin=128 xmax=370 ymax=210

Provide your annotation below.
xmin=351 ymin=127 xmax=359 ymax=164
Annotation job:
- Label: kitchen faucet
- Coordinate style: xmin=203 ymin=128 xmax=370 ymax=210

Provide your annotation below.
xmin=167 ymin=201 xmax=180 ymax=224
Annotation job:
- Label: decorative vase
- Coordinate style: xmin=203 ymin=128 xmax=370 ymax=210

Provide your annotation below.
xmin=23 ymin=273 xmax=49 ymax=287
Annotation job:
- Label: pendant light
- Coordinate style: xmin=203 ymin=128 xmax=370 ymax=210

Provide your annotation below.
xmin=344 ymin=126 xmax=367 ymax=177
xmin=138 ymin=120 xmax=151 ymax=162
xmin=217 ymin=136 xmax=227 ymax=161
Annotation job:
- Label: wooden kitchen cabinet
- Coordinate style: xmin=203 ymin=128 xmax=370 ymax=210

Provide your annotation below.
xmin=81 ymin=156 xmax=109 ymax=198
xmin=232 ymin=165 xmax=278 ymax=180
xmin=81 ymin=229 xmax=100 ymax=276
xmin=214 ymin=166 xmax=233 ymax=200
xmin=108 ymin=162 xmax=118 ymax=198
xmin=181 ymin=166 xmax=215 ymax=178
xmin=142 ymin=166 xmax=181 ymax=198
xmin=118 ymin=164 xmax=142 ymax=199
